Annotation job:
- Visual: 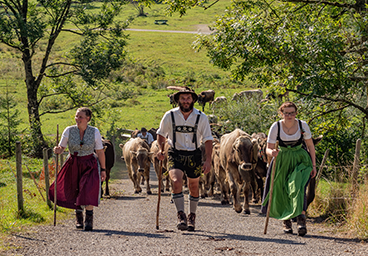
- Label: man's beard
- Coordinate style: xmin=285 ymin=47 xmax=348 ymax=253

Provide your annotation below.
xmin=179 ymin=101 xmax=194 ymax=113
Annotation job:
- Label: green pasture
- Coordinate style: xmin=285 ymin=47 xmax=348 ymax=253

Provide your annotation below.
xmin=0 ymin=158 xmax=72 ymax=242
xmin=87 ymin=0 xmax=230 ymax=31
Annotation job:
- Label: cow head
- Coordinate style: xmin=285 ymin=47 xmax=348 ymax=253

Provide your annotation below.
xmin=197 ymin=94 xmax=205 ymax=104
xmin=168 ymin=94 xmax=177 ymax=107
xmin=130 ymin=147 xmax=153 ymax=172
xmin=232 ymin=136 xmax=258 ymax=172
xmin=251 ymin=133 xmax=268 ymax=165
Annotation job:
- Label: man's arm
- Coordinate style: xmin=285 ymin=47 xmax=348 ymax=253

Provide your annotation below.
xmin=203 ymin=140 xmax=212 ymax=174
xmin=157 ymin=134 xmax=166 ymax=161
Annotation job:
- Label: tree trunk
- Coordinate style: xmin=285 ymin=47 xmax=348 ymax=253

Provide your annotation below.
xmin=138 ymin=6 xmax=146 ymax=16
xmin=23 ymin=50 xmax=47 ymax=158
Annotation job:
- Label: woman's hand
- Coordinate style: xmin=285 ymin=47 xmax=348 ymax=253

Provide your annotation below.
xmin=101 ymin=170 xmax=106 ymax=182
xmin=311 ymin=167 xmax=317 ymax=178
xmin=271 ymin=148 xmax=279 ymax=158
xmin=53 ymin=146 xmax=64 ymax=155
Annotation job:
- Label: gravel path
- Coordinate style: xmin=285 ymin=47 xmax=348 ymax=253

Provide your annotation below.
xmin=2 ymin=166 xmax=367 ymax=256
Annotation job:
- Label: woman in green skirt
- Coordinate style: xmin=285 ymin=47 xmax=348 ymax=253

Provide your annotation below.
xmin=261 ymin=102 xmax=316 ymax=236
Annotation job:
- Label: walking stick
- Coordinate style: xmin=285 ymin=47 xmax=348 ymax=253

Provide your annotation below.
xmin=54 ymin=125 xmax=59 ymax=226
xmin=156 ymin=159 xmax=163 ymax=230
xmin=264 ymin=140 xmax=279 ymax=234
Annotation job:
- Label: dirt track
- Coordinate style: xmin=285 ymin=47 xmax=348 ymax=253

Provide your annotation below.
xmin=2 ymin=164 xmax=368 ymax=256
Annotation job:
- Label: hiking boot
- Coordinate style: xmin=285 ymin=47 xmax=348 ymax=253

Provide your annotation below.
xmin=297 ymin=214 xmax=307 ymax=236
xmin=282 ymin=219 xmax=292 ymax=234
xmin=177 ymin=211 xmax=187 ymax=230
xmin=76 ymin=211 xmax=84 ymax=229
xmin=187 ymin=213 xmax=196 ymax=231
xmin=84 ymin=213 xmax=93 ymax=231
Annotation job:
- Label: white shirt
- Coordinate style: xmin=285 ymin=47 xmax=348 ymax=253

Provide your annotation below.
xmin=267 ymin=119 xmax=312 ymax=144
xmin=137 ymin=132 xmax=154 ymax=145
xmin=59 ymin=126 xmax=104 ymax=150
xmin=157 ymin=107 xmax=213 ymax=151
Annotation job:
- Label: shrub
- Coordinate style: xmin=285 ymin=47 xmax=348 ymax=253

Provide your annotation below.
xmin=0 ymin=86 xmax=21 ymax=158
xmin=213 ymin=97 xmax=278 ymax=134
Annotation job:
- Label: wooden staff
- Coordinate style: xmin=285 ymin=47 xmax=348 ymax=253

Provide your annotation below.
xmin=264 ymin=140 xmax=279 ymax=234
xmin=156 ymin=159 xmax=163 ymax=230
xmin=54 ymin=125 xmax=59 ymax=226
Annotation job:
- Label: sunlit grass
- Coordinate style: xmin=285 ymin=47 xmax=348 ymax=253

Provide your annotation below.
xmin=347 ymin=184 xmax=368 ymax=240
xmin=0 ymin=158 xmax=72 ymax=236
xmin=308 ymin=179 xmax=350 ymax=223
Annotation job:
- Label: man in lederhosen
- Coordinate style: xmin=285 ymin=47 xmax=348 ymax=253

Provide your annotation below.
xmin=157 ymin=88 xmax=213 ymax=231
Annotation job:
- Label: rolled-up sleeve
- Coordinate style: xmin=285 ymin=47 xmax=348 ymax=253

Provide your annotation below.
xmin=267 ymin=122 xmax=278 ymax=144
xmin=199 ymin=114 xmax=213 ymax=143
xmin=157 ymin=111 xmax=171 ymax=138
xmin=59 ymin=127 xmax=70 ymax=148
xmin=94 ymin=128 xmax=104 ymax=150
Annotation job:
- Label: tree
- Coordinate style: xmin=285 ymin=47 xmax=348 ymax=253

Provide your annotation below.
xmin=165 ymin=0 xmax=368 ymax=155
xmin=0 ymin=0 xmax=136 ymax=157
xmin=132 ymin=1 xmax=147 ymax=16
xmin=0 ymin=83 xmax=20 ymax=158
xmin=171 ymin=0 xmax=367 ymax=123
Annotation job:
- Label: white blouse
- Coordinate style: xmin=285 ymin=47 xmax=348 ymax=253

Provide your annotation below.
xmin=267 ymin=119 xmax=312 ymax=144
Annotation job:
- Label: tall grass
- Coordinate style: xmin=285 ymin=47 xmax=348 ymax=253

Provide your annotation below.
xmin=308 ymin=179 xmax=349 ymax=223
xmin=308 ymin=175 xmax=368 ymax=240
xmin=0 ymin=158 xmax=72 ymax=239
xmin=347 ymin=185 xmax=368 ymax=239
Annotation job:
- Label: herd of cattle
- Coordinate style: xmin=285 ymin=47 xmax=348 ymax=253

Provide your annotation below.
xmin=101 ymin=125 xmax=322 ymax=215
xmin=167 ymin=88 xmax=286 ymax=112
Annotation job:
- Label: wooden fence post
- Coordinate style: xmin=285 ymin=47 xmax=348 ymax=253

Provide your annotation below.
xmin=16 ymin=141 xmax=24 ymax=213
xmin=43 ymin=148 xmax=52 ymax=209
xmin=351 ymin=138 xmax=361 ymax=196
xmin=315 ymin=148 xmax=329 ymax=188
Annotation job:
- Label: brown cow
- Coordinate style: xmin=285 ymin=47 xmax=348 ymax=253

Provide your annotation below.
xmin=251 ymin=132 xmax=269 ymax=203
xmin=150 ymin=139 xmax=171 ymax=192
xmin=304 ymin=135 xmax=323 ymax=209
xmin=101 ymin=139 xmax=115 ymax=197
xmin=197 ymin=90 xmax=215 ymax=111
xmin=219 ymin=129 xmax=259 ymax=214
xmin=119 ymin=138 xmax=153 ymax=194
xmin=212 ymin=138 xmax=230 ymax=204
xmin=148 ymin=128 xmax=157 ymax=141
xmin=198 ymin=142 xmax=216 ymax=198
xmin=211 ymin=96 xmax=227 ymax=110
xmin=231 ymin=89 xmax=263 ymax=101
xmin=168 ymin=94 xmax=177 ymax=108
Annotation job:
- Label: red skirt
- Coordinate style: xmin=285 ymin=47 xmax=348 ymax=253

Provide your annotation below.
xmin=49 ymin=153 xmax=100 ymax=209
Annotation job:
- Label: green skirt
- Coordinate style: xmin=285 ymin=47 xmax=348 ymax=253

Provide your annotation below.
xmin=262 ymin=144 xmax=312 ymax=220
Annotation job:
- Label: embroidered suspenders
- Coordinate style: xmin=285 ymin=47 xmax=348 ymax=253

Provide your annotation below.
xmin=170 ymin=111 xmax=201 ymax=150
